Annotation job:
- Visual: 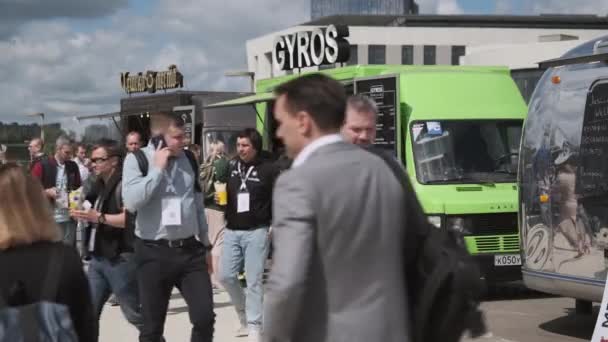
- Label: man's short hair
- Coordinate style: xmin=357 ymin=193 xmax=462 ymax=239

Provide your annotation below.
xmin=92 ymin=139 xmax=123 ymax=160
xmin=274 ymin=73 xmax=346 ymax=132
xmin=127 ymin=131 xmax=142 ymax=141
xmin=31 ymin=138 xmax=44 ymax=148
xmin=347 ymin=95 xmax=378 ymax=117
xmin=166 ymin=114 xmax=185 ymax=131
xmin=55 ymin=136 xmax=71 ymax=150
xmin=237 ymin=128 xmax=263 ymax=153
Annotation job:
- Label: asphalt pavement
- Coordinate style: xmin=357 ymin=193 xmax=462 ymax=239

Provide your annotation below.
xmin=99 ymin=283 xmax=599 ymax=341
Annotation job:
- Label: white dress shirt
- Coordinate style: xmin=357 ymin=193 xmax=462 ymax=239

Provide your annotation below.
xmin=291 ymin=134 xmax=343 ymax=169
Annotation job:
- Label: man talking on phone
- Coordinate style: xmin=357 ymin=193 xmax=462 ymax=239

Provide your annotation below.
xmin=122 ymin=113 xmax=215 ymax=342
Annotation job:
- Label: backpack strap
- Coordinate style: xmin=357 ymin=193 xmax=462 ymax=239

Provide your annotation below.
xmin=183 ymin=149 xmax=202 ymax=193
xmin=40 ymin=157 xmax=57 ymax=190
xmin=132 ymin=150 xmax=149 ymax=177
xmin=361 ymin=146 xmax=428 ymax=265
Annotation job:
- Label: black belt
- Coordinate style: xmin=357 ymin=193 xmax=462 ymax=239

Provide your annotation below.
xmin=141 ymin=236 xmax=200 ymax=248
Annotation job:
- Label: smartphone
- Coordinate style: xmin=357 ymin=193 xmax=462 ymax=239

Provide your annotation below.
xmin=150 ymin=135 xmax=166 ymax=149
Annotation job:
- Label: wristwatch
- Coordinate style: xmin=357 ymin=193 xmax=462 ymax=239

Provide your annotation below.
xmin=97 ymin=213 xmax=107 ymax=225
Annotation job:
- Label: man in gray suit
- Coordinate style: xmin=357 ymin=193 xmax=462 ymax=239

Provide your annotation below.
xmin=263 ymin=74 xmax=410 ymax=342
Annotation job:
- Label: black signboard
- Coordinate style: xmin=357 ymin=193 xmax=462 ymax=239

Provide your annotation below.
xmin=576 ymin=80 xmax=608 ymax=197
xmin=354 ymin=75 xmax=399 ymax=156
xmin=172 ymin=105 xmax=195 ymax=145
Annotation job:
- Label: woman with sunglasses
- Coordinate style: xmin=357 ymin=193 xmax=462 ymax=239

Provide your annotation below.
xmin=0 ymin=163 xmax=96 ymax=342
xmin=70 ymin=139 xmax=143 ymax=339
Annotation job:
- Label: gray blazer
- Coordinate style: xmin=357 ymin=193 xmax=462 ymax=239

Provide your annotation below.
xmin=263 ymin=141 xmax=410 ymax=342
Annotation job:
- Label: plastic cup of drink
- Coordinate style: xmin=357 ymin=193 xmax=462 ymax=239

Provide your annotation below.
xmin=215 ymin=182 xmax=227 ymax=206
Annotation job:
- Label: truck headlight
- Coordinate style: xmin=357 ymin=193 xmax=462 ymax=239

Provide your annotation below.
xmin=427 ymin=215 xmax=442 ymax=229
xmin=447 ymin=217 xmax=470 ymax=234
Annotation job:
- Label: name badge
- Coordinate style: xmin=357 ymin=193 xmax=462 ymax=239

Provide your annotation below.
xmin=237 ymin=192 xmax=250 ymax=213
xmin=162 ymin=197 xmax=182 ymax=226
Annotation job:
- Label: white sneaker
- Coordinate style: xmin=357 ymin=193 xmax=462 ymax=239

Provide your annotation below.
xmin=235 ymin=326 xmax=249 ymax=337
xmin=235 ymin=311 xmax=248 ymax=337
xmin=247 ymin=327 xmax=261 ymax=342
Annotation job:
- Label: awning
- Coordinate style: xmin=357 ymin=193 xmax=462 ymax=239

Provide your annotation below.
xmin=204 ymin=92 xmax=274 ymax=109
xmin=74 ymin=112 xmax=121 ymax=121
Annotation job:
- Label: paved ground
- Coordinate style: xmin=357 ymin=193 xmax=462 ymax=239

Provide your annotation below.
xmin=100 ymin=290 xmax=243 ymax=342
xmin=99 ymin=284 xmax=599 ymax=341
xmin=462 ymin=284 xmax=597 ymax=342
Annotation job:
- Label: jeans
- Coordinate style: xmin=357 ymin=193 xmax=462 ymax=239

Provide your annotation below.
xmin=134 ymin=238 xmax=215 ymax=342
xmin=219 ymin=227 xmax=270 ymax=329
xmin=87 ymin=253 xmax=143 ymax=339
xmin=57 ymin=220 xmax=77 ymax=247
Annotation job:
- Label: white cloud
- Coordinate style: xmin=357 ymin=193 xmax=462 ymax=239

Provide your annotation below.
xmin=494 ymin=0 xmax=514 ymax=14
xmin=437 ymin=0 xmax=465 ymax=14
xmin=0 ymin=0 xmax=309 ymax=125
xmin=2 ymin=0 xmax=606 ymax=128
xmin=417 ymin=0 xmax=464 ymax=14
xmin=0 ymin=0 xmax=129 ymax=38
xmin=524 ymin=0 xmax=608 ymax=15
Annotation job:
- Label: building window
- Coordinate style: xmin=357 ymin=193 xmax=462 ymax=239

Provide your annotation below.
xmin=368 ymin=45 xmax=386 ymax=65
xmin=265 ymin=52 xmax=273 ymax=77
xmin=347 ymin=44 xmax=358 ymax=65
xmin=402 ymin=45 xmax=414 ymax=65
xmin=423 ymin=45 xmax=436 ymax=65
xmin=451 ymin=46 xmax=466 ymax=65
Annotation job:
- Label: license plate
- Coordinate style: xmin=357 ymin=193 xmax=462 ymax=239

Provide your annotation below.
xmin=494 ymin=254 xmax=522 ymax=266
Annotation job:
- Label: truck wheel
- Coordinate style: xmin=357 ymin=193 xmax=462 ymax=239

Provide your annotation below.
xmin=575 ymin=299 xmax=592 ymax=315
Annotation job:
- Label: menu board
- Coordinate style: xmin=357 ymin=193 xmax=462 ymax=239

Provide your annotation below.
xmin=576 ymin=80 xmax=608 ymax=197
xmin=172 ymin=105 xmax=195 ymax=145
xmin=354 ymin=75 xmax=398 ymax=156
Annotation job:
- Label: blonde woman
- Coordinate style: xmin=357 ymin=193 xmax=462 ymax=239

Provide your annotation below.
xmin=203 ymin=140 xmax=229 ymax=291
xmin=0 ymin=163 xmax=96 ymax=342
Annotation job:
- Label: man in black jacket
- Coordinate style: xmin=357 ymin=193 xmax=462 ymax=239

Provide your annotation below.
xmin=70 ymin=139 xmax=143 ymax=339
xmin=218 ymin=128 xmax=278 ymax=341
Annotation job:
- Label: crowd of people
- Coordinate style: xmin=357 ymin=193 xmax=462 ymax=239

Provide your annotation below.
xmin=0 ymin=74 xmax=423 ymax=342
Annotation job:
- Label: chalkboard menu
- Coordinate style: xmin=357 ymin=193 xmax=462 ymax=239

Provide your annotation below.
xmin=576 ymin=80 xmax=608 ymax=197
xmin=354 ymin=75 xmax=399 ymax=156
xmin=172 ymin=105 xmax=195 ymax=145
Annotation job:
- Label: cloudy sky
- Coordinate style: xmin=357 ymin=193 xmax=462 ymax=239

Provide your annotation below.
xmin=1 ymin=0 xmax=607 ymax=125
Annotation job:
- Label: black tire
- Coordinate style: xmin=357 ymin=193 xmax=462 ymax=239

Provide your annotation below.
xmin=575 ymin=299 xmax=593 ymax=315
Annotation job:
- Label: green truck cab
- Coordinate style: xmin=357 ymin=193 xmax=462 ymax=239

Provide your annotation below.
xmin=207 ymin=64 xmax=528 ymax=283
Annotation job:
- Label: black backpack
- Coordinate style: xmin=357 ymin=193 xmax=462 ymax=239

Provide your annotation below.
xmin=131 ymin=149 xmax=202 ymax=193
xmin=0 ymin=248 xmax=78 ymax=342
xmin=366 ymin=147 xmax=487 ymax=342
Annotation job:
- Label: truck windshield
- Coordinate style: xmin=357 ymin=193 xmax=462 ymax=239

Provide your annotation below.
xmin=411 ymin=120 xmax=523 ymax=184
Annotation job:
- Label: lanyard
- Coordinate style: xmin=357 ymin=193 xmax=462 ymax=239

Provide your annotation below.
xmin=163 ymin=161 xmax=179 ymax=194
xmin=238 ymin=162 xmax=254 ymax=191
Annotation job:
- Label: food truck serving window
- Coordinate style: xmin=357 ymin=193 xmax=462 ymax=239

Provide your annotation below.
xmin=411 ymin=120 xmax=522 ymax=184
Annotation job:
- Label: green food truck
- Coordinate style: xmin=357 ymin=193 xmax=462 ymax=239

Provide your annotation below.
xmin=206 ymin=64 xmax=528 ymax=283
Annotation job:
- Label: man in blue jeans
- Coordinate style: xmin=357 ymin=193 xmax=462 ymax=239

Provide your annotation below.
xmin=219 ymin=128 xmax=278 ymax=341
xmin=70 ymin=139 xmax=143 ymax=338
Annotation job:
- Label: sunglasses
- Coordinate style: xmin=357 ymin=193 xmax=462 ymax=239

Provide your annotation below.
xmin=91 ymin=157 xmax=112 ymax=164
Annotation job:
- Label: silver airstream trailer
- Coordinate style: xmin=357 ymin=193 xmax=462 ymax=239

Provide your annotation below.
xmin=520 ymin=35 xmax=608 ymax=313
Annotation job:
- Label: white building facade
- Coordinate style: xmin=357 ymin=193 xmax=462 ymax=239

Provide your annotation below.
xmin=246 ymin=15 xmax=608 ymax=97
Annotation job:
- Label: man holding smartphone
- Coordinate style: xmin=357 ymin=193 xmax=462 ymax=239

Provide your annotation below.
xmin=123 ymin=114 xmax=214 ymax=342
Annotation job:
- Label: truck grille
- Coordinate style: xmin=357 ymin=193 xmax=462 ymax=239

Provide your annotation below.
xmin=471 ymin=235 xmax=520 ymax=253
xmin=451 ymin=213 xmax=519 ymax=236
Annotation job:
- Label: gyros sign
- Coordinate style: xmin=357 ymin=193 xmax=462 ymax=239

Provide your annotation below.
xmin=273 ymin=25 xmax=350 ymax=71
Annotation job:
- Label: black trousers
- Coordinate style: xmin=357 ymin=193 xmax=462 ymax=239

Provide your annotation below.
xmin=134 ymin=238 xmax=215 ymax=342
